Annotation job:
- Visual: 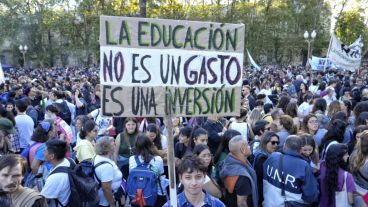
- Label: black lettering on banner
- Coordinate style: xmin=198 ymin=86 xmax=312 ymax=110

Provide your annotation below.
xmin=138 ymin=21 xmax=149 ymax=46
xmin=132 ymin=54 xmax=140 ymax=83
xmin=226 ymin=57 xmax=241 ymax=85
xmin=202 ymin=88 xmax=211 ymax=114
xmin=207 ymin=57 xmax=218 ymax=84
xmin=148 ymin=88 xmax=157 ymax=115
xmin=213 ymin=28 xmax=224 ymax=50
xmin=103 ymin=50 xmax=113 ymax=82
xmin=176 ymin=88 xmax=187 ymax=114
xmin=224 ymin=88 xmax=236 ymax=112
xmin=140 ymin=87 xmax=149 ymax=115
xmin=215 ymin=85 xmax=224 ymax=113
xmin=105 ymin=20 xmax=117 ymax=45
xmin=185 ymin=88 xmax=194 ymax=115
xmin=111 ymin=86 xmax=124 ymax=116
xmin=102 ymin=85 xmax=112 ymax=116
xmin=198 ymin=57 xmax=207 ymax=84
xmin=160 ymin=54 xmax=170 ymax=84
xmin=119 ymin=21 xmax=131 ymax=45
xmin=218 ymin=55 xmax=230 ymax=84
xmin=193 ymin=88 xmax=202 ymax=114
xmin=171 ymin=56 xmax=181 ymax=84
xmin=114 ymin=52 xmax=124 ymax=82
xmin=151 ymin=23 xmax=162 ymax=46
xmin=102 ymin=85 xmax=124 ymax=116
xmin=184 ymin=55 xmax=198 ymax=85
xmin=141 ymin=55 xmax=152 ymax=83
xmin=132 ymin=87 xmax=140 ymax=115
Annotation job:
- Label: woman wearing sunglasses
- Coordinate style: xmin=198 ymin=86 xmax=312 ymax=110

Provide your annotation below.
xmin=253 ymin=131 xmax=280 ymax=206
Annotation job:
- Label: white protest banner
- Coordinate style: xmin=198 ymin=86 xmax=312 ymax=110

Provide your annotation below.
xmin=246 ymin=49 xmax=260 ymax=71
xmin=100 ymin=16 xmax=245 ymax=117
xmin=0 ymin=62 xmax=4 ymax=84
xmin=328 ymin=34 xmax=363 ymax=72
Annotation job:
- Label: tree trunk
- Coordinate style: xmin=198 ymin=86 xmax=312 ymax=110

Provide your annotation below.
xmin=139 ymin=0 xmax=147 ymax=17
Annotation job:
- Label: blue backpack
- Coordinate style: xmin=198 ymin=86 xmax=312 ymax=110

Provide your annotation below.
xmin=127 ymin=156 xmax=158 ymax=207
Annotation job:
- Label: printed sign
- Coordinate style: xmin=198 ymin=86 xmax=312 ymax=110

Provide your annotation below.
xmin=100 ymin=16 xmax=244 ymax=117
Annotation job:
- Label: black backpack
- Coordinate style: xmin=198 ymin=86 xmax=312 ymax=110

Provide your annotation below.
xmin=49 ymin=158 xmax=100 ymax=207
xmin=55 ymin=101 xmax=72 ymax=125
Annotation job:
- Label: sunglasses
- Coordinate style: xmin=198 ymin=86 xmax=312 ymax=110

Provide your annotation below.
xmin=270 ymin=141 xmax=279 ymax=145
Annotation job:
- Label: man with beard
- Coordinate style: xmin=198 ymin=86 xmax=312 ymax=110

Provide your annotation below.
xmin=0 ymin=154 xmax=46 ymax=207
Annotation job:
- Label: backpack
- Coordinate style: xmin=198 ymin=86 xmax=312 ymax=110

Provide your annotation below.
xmin=49 ymin=158 xmax=99 ymax=207
xmin=127 ymin=156 xmax=159 ymax=207
xmin=55 ymin=101 xmax=72 ymax=125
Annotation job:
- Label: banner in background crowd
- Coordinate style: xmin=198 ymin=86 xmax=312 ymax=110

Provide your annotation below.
xmin=309 ymin=56 xmax=342 ymax=71
xmin=100 ymin=16 xmax=245 ymax=117
xmin=328 ymin=34 xmax=363 ymax=72
xmin=246 ymin=49 xmax=260 ymax=71
xmin=0 ymin=62 xmax=4 ymax=84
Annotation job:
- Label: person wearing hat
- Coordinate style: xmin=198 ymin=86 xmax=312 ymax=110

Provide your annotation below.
xmin=0 ymin=117 xmax=17 ymax=153
xmin=0 ymin=118 xmax=16 ymax=135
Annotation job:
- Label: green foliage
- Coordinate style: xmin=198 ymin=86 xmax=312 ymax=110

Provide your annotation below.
xmin=0 ymin=0 xmax=366 ymax=66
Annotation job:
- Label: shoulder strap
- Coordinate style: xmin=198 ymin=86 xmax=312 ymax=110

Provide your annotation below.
xmin=134 ymin=155 xmax=142 ymax=166
xmin=49 ymin=166 xmax=69 ymax=176
xmin=92 ymin=156 xmax=113 ymax=186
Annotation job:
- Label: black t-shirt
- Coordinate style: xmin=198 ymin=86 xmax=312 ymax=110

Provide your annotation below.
xmin=174 ymin=143 xmax=188 ymax=159
xmin=224 ymin=176 xmax=253 ymax=207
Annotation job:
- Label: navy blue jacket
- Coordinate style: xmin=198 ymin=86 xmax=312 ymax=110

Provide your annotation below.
xmin=262 ymin=150 xmax=319 ymax=207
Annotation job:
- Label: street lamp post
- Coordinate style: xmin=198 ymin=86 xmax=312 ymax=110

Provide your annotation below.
xmin=19 ymin=45 xmax=28 ymax=68
xmin=304 ymin=30 xmax=317 ymax=70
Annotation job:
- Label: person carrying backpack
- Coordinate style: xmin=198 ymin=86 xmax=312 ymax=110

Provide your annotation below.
xmin=41 ymin=139 xmax=99 ymax=207
xmin=94 ymin=137 xmax=124 ymax=207
xmin=128 ymin=134 xmax=169 ymax=207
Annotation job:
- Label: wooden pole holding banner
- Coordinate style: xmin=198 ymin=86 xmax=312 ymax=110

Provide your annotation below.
xmin=164 ymin=92 xmax=177 ymax=207
xmin=323 ymin=34 xmax=333 ymax=72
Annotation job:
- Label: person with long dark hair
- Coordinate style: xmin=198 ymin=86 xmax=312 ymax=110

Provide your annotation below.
xmin=129 ymin=134 xmax=168 ymax=207
xmin=253 ymin=131 xmax=279 ymax=206
xmin=174 ymin=126 xmax=192 ymax=163
xmin=299 ymin=133 xmax=320 ymax=173
xmin=114 ymin=117 xmax=140 ymax=174
xmin=213 ymin=129 xmax=241 ymax=167
xmin=145 ymin=123 xmax=167 ymax=158
xmin=320 ymin=119 xmax=347 ymax=160
xmin=193 ymin=144 xmax=222 ymax=198
xmin=319 ymin=144 xmax=356 ymax=207
xmin=312 ymin=98 xmax=329 ymax=129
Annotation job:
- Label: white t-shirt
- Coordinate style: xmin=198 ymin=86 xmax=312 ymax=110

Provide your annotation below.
xmin=94 ymin=155 xmax=123 ymax=206
xmin=41 ymin=158 xmax=71 ymax=207
xmin=161 ymin=135 xmax=168 ymax=150
xmin=15 ymin=114 xmax=34 ymax=148
xmin=229 ymin=122 xmax=248 ymax=138
xmin=298 ymin=102 xmax=313 ymax=119
xmin=90 ymin=108 xmax=112 ymax=136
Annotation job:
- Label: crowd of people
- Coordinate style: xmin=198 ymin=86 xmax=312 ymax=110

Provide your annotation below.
xmin=0 ymin=65 xmax=367 ymax=207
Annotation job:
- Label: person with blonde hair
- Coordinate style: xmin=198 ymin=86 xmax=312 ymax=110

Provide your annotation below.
xmin=350 ymin=130 xmax=368 ymax=207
